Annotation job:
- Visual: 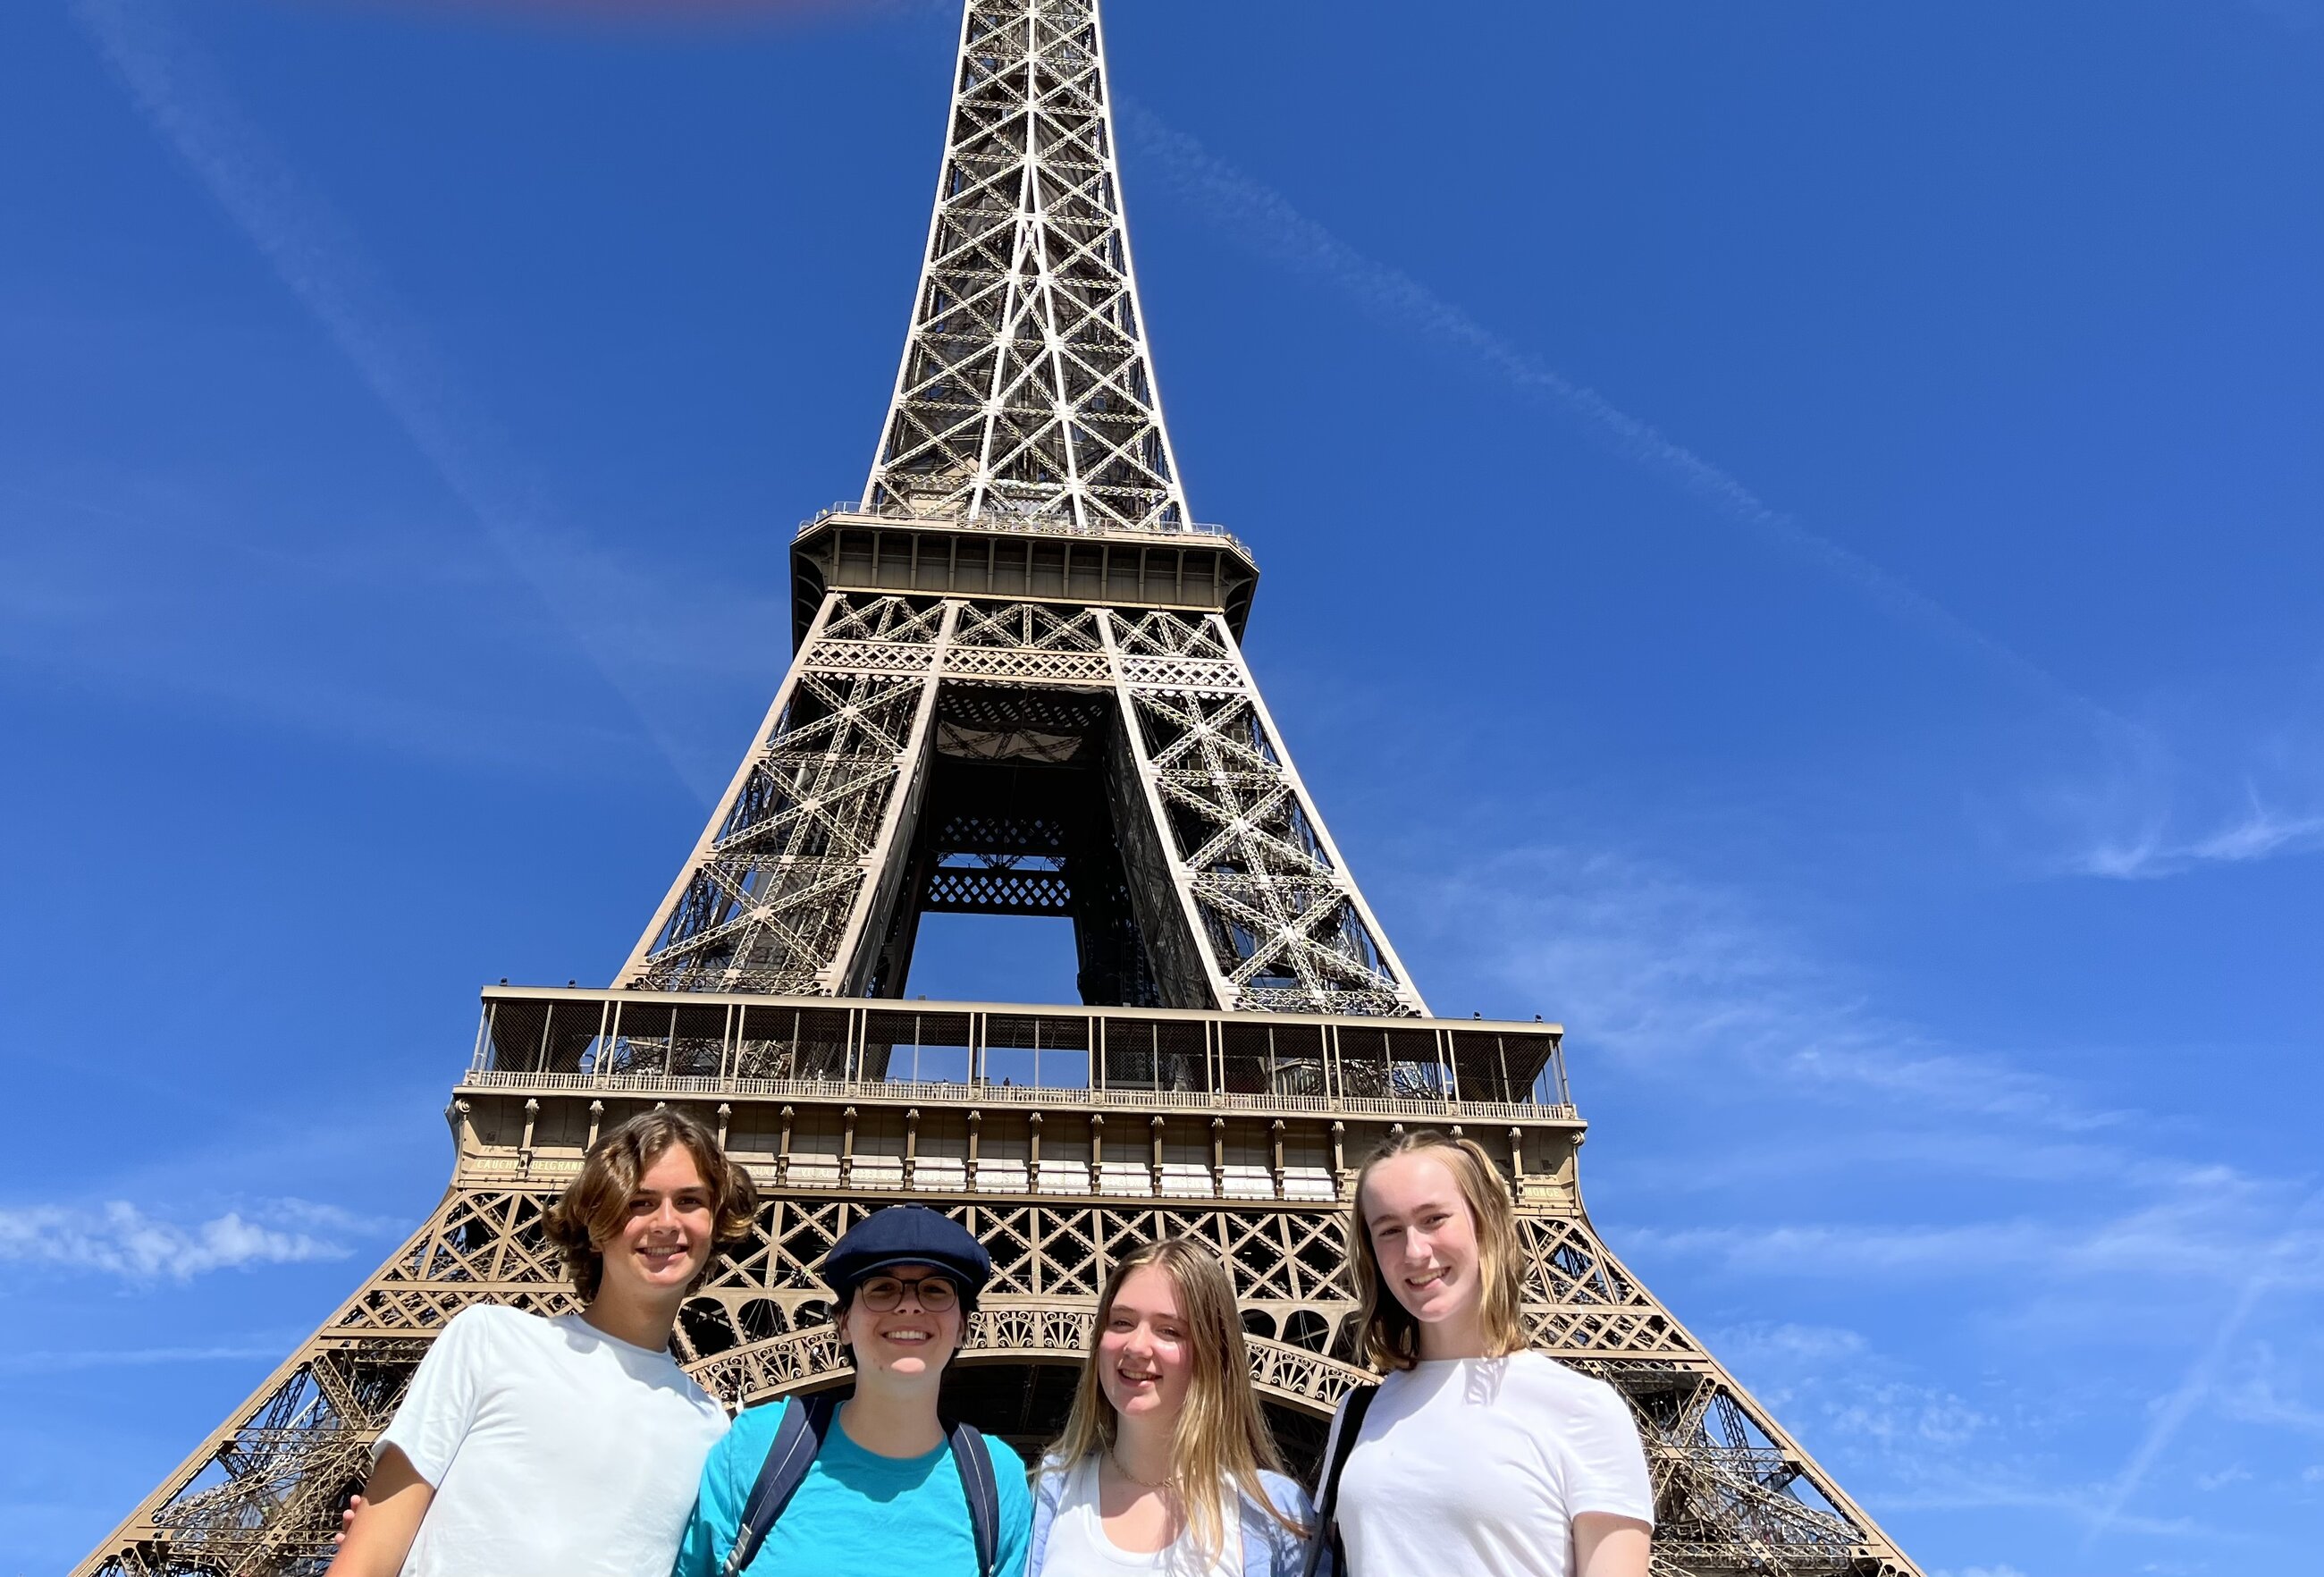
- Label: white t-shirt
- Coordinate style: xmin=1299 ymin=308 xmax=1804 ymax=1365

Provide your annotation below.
xmin=1331 ymin=1353 xmax=1653 ymax=1577
xmin=1041 ymin=1455 xmax=1242 ymax=1577
xmin=375 ymin=1303 xmax=729 ymax=1577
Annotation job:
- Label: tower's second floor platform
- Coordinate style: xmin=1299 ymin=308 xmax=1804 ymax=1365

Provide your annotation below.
xmin=790 ymin=507 xmax=1259 ymax=644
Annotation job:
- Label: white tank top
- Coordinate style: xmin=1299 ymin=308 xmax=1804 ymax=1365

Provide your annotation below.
xmin=1040 ymin=1455 xmax=1242 ymax=1577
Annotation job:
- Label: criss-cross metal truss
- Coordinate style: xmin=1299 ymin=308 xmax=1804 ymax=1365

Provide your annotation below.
xmin=865 ymin=0 xmax=1188 ymax=532
xmin=79 ymin=2 xmax=1929 ymax=1573
xmin=79 ymin=1029 xmax=1919 ymax=1577
xmin=619 ymin=594 xmax=1424 ymax=1017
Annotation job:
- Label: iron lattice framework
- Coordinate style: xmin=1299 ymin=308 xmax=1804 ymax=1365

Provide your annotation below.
xmin=866 ymin=0 xmax=1187 ymax=531
xmin=77 ymin=3 xmax=1925 ymax=1574
xmin=620 ymin=595 xmax=1423 ymax=1016
xmin=80 ymin=999 xmax=1918 ymax=1575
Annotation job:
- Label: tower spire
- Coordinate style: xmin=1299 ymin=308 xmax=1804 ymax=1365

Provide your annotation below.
xmin=864 ymin=0 xmax=1189 ymax=533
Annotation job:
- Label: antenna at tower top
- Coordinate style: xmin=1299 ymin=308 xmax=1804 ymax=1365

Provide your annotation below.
xmin=864 ymin=0 xmax=1191 ymax=535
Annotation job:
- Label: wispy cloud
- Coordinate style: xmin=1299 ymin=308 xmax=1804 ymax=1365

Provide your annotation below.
xmin=1708 ymin=1318 xmax=2213 ymax=1544
xmin=0 ymin=1198 xmax=390 ymax=1282
xmin=1712 ymin=1318 xmax=2248 ymax=1546
xmin=1415 ymin=832 xmax=2324 ymax=1549
xmin=1714 ymin=1320 xmax=1872 ymax=1366
xmin=2070 ymin=799 xmax=2324 ymax=880
xmin=1434 ymin=842 xmax=2115 ymax=1133
xmin=71 ymin=0 xmax=776 ymax=800
xmin=1711 ymin=1321 xmax=1988 ymax=1461
xmin=2038 ymin=699 xmax=2324 ymax=880
xmin=1887 ymin=1480 xmax=2206 ymax=1539
xmin=0 ymin=480 xmax=695 ymax=773
xmin=1124 ymin=103 xmax=2324 ymax=890
xmin=0 ymin=1343 xmax=285 ymax=1374
xmin=2085 ymin=1188 xmax=2324 ymax=1546
xmin=0 ymin=480 xmax=503 ymax=592
xmin=1116 ymin=102 xmax=2118 ymax=736
xmin=367 ymin=0 xmax=910 ymax=20
xmin=2219 ymin=1352 xmax=2324 ymax=1438
xmin=1650 ymin=1155 xmax=2324 ymax=1546
xmin=1638 ymin=1191 xmax=2324 ymax=1292
xmin=2188 ymin=805 xmax=2324 ymax=863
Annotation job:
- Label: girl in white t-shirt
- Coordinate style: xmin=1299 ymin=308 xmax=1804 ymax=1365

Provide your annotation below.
xmin=1316 ymin=1132 xmax=1653 ymax=1577
xmin=1029 ymin=1238 xmax=1318 ymax=1577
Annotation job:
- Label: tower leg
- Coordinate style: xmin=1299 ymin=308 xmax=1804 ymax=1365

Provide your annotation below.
xmin=74 ymin=1187 xmax=574 ymax=1577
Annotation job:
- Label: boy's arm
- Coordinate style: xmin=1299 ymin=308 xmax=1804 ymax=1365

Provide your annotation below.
xmin=322 ymin=1446 xmax=433 ymax=1577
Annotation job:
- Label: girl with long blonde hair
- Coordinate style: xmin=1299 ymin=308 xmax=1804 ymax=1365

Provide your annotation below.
xmin=1031 ymin=1238 xmax=1318 ymax=1577
xmin=1309 ymin=1130 xmax=1653 ymax=1577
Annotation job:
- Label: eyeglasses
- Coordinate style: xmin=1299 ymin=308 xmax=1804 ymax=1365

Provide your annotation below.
xmin=856 ymin=1274 xmax=959 ymax=1312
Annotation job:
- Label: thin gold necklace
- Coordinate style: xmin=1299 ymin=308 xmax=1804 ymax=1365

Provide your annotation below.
xmin=1107 ymin=1446 xmax=1172 ymax=1491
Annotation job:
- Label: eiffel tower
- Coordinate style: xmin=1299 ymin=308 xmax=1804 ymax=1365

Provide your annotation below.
xmin=80 ymin=4 xmax=1923 ymax=1574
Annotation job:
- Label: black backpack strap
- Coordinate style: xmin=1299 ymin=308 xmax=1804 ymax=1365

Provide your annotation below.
xmin=1301 ymin=1384 xmax=1377 ymax=1577
xmin=947 ymin=1418 xmax=1001 ymax=1577
xmin=722 ymin=1394 xmax=836 ymax=1577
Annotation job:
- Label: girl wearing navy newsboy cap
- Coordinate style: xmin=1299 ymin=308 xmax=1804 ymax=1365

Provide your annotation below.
xmin=675 ymin=1206 xmax=1033 ymax=1577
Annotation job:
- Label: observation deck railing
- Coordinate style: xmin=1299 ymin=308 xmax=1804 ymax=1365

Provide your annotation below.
xmin=795 ymin=502 xmax=1253 ymax=560
xmin=463 ymin=985 xmax=1574 ymax=1123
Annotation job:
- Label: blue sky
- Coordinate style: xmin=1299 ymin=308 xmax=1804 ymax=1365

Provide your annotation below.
xmin=3 ymin=0 xmax=2320 ymax=1572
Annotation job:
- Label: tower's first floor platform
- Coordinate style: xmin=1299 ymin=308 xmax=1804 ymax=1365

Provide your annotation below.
xmin=80 ymin=987 xmax=1918 ymax=1577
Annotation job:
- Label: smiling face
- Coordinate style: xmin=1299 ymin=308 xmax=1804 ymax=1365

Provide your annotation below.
xmin=842 ymin=1263 xmax=963 ymax=1384
xmin=593 ymin=1142 xmax=717 ymax=1307
xmin=1097 ymin=1263 xmax=1195 ymax=1430
xmin=1360 ymin=1151 xmax=1486 ymax=1354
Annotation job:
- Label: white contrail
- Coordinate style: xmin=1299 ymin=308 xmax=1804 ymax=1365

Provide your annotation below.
xmin=2082 ymin=1186 xmax=2324 ymax=1547
xmin=71 ymin=3 xmax=2133 ymax=777
xmin=1117 ymin=102 xmax=2127 ymax=736
xmin=72 ymin=0 xmax=722 ymax=799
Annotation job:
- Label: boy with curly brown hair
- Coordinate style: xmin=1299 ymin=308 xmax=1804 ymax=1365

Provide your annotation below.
xmin=327 ymin=1106 xmax=757 ymax=1577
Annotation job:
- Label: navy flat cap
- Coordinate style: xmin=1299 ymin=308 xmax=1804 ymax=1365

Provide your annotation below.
xmin=822 ymin=1206 xmax=992 ymax=1311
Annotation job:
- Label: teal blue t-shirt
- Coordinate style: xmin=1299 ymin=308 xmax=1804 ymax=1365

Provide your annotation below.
xmin=673 ymin=1398 xmax=1031 ymax=1577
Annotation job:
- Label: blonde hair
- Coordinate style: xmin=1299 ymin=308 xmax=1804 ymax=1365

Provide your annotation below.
xmin=1048 ymin=1239 xmax=1303 ymax=1557
xmin=1347 ymin=1130 xmax=1527 ymax=1371
xmin=541 ymin=1107 xmax=757 ymax=1301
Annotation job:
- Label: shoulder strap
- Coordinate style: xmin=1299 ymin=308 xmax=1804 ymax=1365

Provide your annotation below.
xmin=721 ymin=1394 xmax=836 ymax=1577
xmin=947 ymin=1419 xmax=1001 ymax=1577
xmin=1300 ymin=1385 xmax=1377 ymax=1577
